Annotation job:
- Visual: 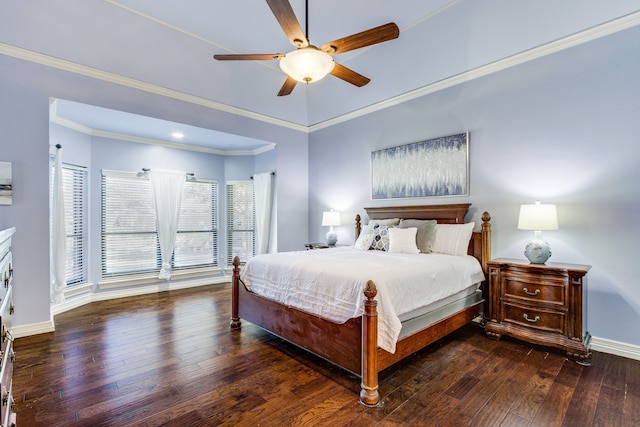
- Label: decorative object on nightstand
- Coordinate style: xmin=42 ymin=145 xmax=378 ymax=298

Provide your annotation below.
xmin=517 ymin=201 xmax=558 ymax=264
xmin=304 ymin=243 xmax=330 ymax=250
xmin=322 ymin=210 xmax=341 ymax=246
xmin=485 ymin=258 xmax=591 ymax=364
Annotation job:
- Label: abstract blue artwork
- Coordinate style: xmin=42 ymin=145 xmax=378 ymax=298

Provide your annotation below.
xmin=371 ymin=132 xmax=469 ymax=199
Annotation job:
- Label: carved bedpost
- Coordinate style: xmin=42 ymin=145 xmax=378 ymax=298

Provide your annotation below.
xmin=360 ymin=280 xmax=380 ymax=406
xmin=481 ymin=212 xmax=492 ymax=274
xmin=355 ymin=214 xmax=362 ymax=240
xmin=230 ymin=256 xmax=241 ymax=329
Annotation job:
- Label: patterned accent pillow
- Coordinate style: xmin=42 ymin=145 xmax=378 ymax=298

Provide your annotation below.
xmin=369 ymin=223 xmax=390 ymax=251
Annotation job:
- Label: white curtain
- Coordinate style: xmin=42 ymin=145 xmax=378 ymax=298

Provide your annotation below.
xmin=51 ymin=146 xmax=66 ymax=304
xmin=253 ymin=172 xmax=274 ymax=255
xmin=150 ymin=170 xmax=185 ymax=280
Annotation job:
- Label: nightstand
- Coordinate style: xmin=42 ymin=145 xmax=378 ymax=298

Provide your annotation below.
xmin=485 ymin=258 xmax=591 ymax=363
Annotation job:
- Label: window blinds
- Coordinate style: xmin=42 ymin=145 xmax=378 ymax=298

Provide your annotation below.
xmin=101 ymin=170 xmax=218 ymax=279
xmin=226 ymin=182 xmax=255 ymax=264
xmin=62 ymin=165 xmax=88 ymax=285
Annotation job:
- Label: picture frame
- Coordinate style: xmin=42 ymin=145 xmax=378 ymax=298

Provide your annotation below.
xmin=0 ymin=161 xmax=12 ymax=205
xmin=371 ymin=132 xmax=469 ymax=199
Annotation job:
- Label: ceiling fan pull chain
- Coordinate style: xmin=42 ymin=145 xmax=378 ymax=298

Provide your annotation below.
xmin=305 ymin=0 xmax=309 ymax=41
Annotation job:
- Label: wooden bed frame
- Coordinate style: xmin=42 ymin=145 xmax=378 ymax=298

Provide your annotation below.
xmin=231 ymin=203 xmax=491 ymax=406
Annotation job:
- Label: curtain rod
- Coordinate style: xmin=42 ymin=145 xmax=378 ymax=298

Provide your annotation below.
xmin=141 ymin=168 xmax=194 ymax=178
xmin=250 ymin=172 xmax=276 ymax=179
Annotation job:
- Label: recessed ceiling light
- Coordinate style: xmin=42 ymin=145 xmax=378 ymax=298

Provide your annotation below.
xmin=172 ymin=132 xmax=184 ymax=139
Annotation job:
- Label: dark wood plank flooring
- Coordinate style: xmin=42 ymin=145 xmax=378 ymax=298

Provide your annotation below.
xmin=13 ymin=284 xmax=640 ymax=426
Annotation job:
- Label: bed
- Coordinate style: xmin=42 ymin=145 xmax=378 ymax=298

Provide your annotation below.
xmin=230 ymin=203 xmax=491 ymax=405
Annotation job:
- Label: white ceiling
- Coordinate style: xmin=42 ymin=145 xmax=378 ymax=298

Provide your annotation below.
xmin=2 ymin=1 xmax=640 ymax=152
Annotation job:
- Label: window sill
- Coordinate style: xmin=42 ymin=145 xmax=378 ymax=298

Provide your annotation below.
xmin=98 ymin=267 xmax=226 ymax=290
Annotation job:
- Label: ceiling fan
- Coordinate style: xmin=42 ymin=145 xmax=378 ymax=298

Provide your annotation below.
xmin=213 ymin=0 xmax=399 ymax=96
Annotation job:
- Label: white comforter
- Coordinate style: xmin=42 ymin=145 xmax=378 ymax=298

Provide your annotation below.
xmin=240 ymin=246 xmax=485 ymax=353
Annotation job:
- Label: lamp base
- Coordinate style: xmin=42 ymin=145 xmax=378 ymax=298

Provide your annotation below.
xmin=325 ymin=231 xmax=337 ymax=246
xmin=524 ymin=238 xmax=552 ymax=264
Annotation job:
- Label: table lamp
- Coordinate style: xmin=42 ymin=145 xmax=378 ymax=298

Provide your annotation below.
xmin=322 ymin=211 xmax=341 ymax=246
xmin=517 ymin=201 xmax=558 ymax=264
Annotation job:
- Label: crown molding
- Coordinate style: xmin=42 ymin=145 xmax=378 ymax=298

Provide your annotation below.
xmin=49 ymin=106 xmax=276 ymax=155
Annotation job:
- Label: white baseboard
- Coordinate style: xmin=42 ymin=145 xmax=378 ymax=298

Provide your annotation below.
xmin=591 ymin=336 xmax=640 ymax=361
xmin=12 ymin=320 xmax=55 ymax=339
xmin=15 ymin=278 xmax=229 ymax=339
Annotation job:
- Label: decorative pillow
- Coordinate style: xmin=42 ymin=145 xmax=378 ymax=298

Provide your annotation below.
xmin=369 ymin=224 xmax=390 ymax=251
xmin=388 ymin=227 xmax=420 ymax=254
xmin=399 ymin=219 xmax=437 ymax=253
xmin=373 ymin=218 xmax=400 ymax=226
xmin=354 ymin=233 xmax=375 ymax=251
xmin=431 ymin=222 xmax=475 ymax=256
xmin=359 ymin=223 xmax=373 ymax=237
xmin=360 ymin=218 xmax=400 ymax=240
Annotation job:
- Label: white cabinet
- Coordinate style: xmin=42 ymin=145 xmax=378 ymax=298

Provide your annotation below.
xmin=0 ymin=228 xmax=16 ymax=427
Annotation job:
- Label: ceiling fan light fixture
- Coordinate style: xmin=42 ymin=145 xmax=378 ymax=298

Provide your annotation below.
xmin=279 ymin=47 xmax=335 ymax=83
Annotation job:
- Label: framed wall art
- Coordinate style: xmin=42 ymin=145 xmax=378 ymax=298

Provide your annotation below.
xmin=0 ymin=161 xmax=12 ymax=205
xmin=371 ymin=132 xmax=469 ymax=199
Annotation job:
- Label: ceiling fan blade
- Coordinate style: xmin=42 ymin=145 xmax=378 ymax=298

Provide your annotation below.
xmin=266 ymin=0 xmax=309 ymax=48
xmin=277 ymin=76 xmax=298 ymax=96
xmin=330 ymin=63 xmax=370 ymax=87
xmin=321 ymin=22 xmax=399 ymax=55
xmin=213 ymin=53 xmax=285 ymax=61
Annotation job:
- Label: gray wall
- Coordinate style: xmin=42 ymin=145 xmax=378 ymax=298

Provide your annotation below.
xmin=308 ymin=25 xmax=640 ymax=347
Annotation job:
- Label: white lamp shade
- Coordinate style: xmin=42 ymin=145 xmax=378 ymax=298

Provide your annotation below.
xmin=517 ymin=203 xmax=558 ymax=231
xmin=279 ymin=47 xmax=335 ymax=83
xmin=322 ymin=211 xmax=341 ymax=227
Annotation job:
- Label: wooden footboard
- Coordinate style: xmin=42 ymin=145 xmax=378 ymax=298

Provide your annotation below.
xmin=230 ymin=260 xmax=483 ymax=406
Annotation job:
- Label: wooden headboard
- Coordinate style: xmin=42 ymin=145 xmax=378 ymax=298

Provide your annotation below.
xmin=355 ymin=204 xmax=492 ymax=273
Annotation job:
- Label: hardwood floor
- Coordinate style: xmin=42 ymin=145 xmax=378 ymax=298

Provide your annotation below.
xmin=13 ymin=284 xmax=640 ymax=426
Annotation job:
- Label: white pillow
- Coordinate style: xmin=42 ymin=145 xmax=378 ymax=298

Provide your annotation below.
xmin=354 ymin=233 xmax=375 ymax=251
xmin=388 ymin=227 xmax=420 ymax=254
xmin=431 ymin=222 xmax=475 ymax=256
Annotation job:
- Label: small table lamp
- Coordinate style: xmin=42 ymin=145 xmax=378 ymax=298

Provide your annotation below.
xmin=517 ymin=201 xmax=558 ymax=264
xmin=322 ymin=211 xmax=341 ymax=246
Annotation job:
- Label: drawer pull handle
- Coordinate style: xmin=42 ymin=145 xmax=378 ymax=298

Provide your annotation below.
xmin=523 ymin=314 xmax=540 ymax=323
xmin=2 ymin=328 xmax=13 ymax=343
xmin=523 ymin=288 xmax=540 ymax=296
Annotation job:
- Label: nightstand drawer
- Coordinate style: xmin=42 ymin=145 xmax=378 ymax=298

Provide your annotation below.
xmin=503 ymin=276 xmax=565 ymax=307
xmin=503 ymin=302 xmax=565 ymax=335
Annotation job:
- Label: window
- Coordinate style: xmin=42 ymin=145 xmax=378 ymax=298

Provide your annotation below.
xmin=227 ymin=181 xmax=255 ymax=264
xmin=101 ymin=170 xmax=218 ymax=280
xmin=54 ymin=164 xmax=88 ymax=286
